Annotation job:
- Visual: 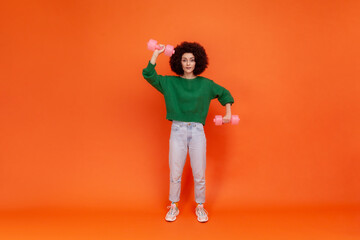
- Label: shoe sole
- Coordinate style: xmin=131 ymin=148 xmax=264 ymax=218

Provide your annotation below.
xmin=197 ymin=217 xmax=208 ymax=223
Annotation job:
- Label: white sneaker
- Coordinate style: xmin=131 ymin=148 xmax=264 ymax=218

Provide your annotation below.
xmin=195 ymin=204 xmax=208 ymax=223
xmin=165 ymin=203 xmax=179 ymax=222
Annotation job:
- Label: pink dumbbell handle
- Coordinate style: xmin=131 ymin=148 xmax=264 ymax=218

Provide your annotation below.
xmin=154 ymin=44 xmax=164 ymax=50
xmin=156 ymin=45 xmax=175 ymax=55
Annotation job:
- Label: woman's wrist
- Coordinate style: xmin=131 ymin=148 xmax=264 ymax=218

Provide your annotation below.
xmin=150 ymin=53 xmax=159 ymax=65
xmin=225 ymin=103 xmax=232 ymax=116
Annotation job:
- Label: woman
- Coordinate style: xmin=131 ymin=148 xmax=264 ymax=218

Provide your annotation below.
xmin=142 ymin=41 xmax=234 ymax=223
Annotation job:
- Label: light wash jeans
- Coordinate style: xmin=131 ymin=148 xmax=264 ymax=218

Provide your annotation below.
xmin=169 ymin=121 xmax=207 ymax=204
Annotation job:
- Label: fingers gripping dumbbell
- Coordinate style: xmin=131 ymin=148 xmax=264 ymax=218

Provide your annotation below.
xmin=147 ymin=39 xmax=175 ymax=57
xmin=213 ymin=115 xmax=240 ymax=126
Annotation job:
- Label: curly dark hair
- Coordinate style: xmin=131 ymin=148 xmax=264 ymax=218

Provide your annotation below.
xmin=169 ymin=42 xmax=208 ymax=76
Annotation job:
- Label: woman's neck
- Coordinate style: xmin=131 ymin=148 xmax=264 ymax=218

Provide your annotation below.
xmin=181 ymin=73 xmax=197 ymax=79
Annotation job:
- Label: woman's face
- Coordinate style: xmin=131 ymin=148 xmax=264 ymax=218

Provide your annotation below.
xmin=181 ymin=53 xmax=196 ymax=74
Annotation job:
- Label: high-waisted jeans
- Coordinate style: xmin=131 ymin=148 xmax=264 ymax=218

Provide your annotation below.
xmin=169 ymin=121 xmax=207 ymax=204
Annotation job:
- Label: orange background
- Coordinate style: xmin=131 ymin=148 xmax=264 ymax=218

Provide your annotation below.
xmin=1 ymin=0 xmax=360 ymax=214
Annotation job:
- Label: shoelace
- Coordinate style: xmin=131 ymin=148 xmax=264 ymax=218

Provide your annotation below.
xmin=167 ymin=205 xmax=178 ymax=215
xmin=196 ymin=206 xmax=208 ymax=217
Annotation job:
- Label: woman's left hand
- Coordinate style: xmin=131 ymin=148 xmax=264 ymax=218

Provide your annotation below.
xmin=222 ymin=114 xmax=231 ymax=124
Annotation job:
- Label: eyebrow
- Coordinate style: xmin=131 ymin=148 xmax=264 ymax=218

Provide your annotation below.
xmin=182 ymin=57 xmax=195 ymax=60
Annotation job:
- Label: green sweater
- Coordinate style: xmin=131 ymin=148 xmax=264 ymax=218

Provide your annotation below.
xmin=142 ymin=61 xmax=234 ymax=125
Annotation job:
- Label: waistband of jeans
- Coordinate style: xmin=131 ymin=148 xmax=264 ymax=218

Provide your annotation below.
xmin=172 ymin=120 xmax=202 ymax=127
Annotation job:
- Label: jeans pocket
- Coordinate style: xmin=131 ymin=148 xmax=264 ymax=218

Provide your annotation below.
xmin=196 ymin=124 xmax=204 ymax=132
xmin=171 ymin=124 xmax=180 ymax=131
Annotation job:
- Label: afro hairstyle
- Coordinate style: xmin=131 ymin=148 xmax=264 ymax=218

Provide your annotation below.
xmin=169 ymin=41 xmax=208 ymax=76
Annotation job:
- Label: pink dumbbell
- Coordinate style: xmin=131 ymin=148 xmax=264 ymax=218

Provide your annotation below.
xmin=213 ymin=115 xmax=240 ymax=126
xmin=147 ymin=39 xmax=175 ymax=57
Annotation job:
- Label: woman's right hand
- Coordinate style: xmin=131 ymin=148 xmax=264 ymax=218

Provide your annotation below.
xmin=153 ymin=44 xmax=165 ymax=56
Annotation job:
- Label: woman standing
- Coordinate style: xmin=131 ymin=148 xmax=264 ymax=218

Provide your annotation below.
xmin=142 ymin=41 xmax=234 ymax=223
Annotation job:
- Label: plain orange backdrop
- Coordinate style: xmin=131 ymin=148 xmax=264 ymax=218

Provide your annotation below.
xmin=0 ymin=0 xmax=359 ymax=212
